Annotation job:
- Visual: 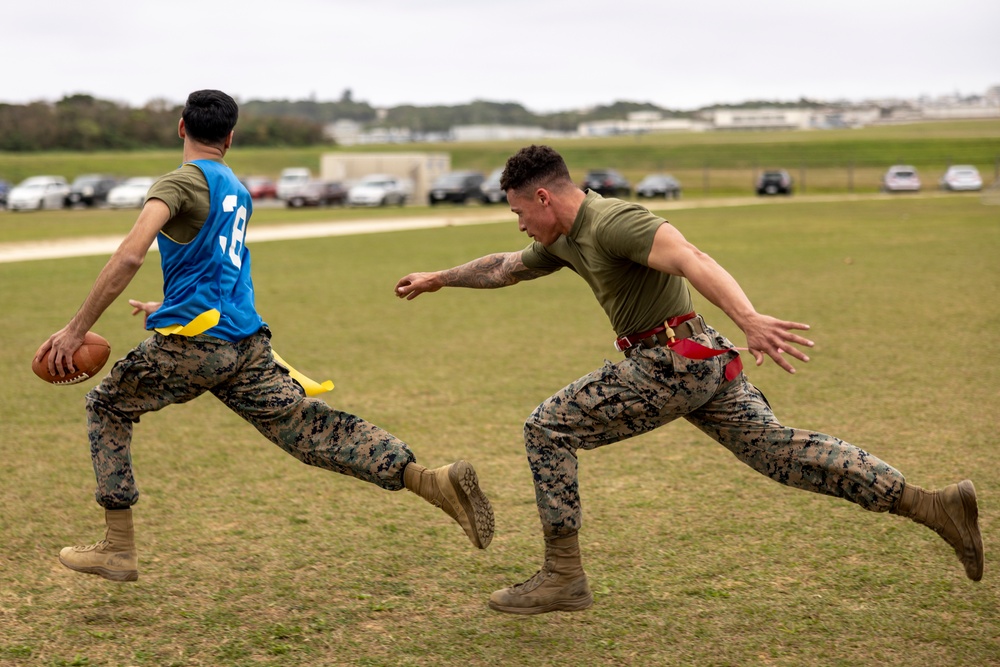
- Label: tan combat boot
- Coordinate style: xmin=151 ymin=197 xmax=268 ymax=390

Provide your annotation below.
xmin=59 ymin=509 xmax=138 ymax=582
xmin=488 ymin=532 xmax=593 ymax=614
xmin=403 ymin=461 xmax=494 ymax=549
xmin=891 ymin=479 xmax=984 ymax=581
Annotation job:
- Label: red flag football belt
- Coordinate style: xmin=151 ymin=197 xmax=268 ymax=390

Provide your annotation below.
xmin=615 ymin=312 xmax=744 ymax=382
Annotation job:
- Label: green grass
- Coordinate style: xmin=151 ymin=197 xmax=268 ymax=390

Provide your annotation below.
xmin=0 ymin=200 xmax=506 ymax=245
xmin=1 ymin=196 xmax=998 ymax=665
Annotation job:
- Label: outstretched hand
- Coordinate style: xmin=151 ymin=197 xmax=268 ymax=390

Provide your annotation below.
xmin=742 ymin=314 xmax=813 ymax=374
xmin=394 ymin=272 xmax=442 ymax=301
xmin=128 ymin=299 xmax=161 ymax=327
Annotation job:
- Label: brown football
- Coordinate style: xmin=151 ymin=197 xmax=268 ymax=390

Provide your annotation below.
xmin=32 ymin=332 xmax=111 ymax=385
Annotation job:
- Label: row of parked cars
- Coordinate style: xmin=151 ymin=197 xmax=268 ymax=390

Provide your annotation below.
xmin=880 ymin=164 xmax=984 ymax=193
xmin=754 ymin=164 xmax=986 ymax=196
xmin=254 ymin=169 xmax=416 ymax=208
xmin=590 ymin=165 xmax=987 ymax=198
xmin=0 ymin=174 xmax=157 ymax=211
xmin=580 ymin=169 xmax=684 ymax=199
xmin=2 ymin=163 xmax=986 ymax=212
xmin=245 ymin=168 xmax=510 ymax=209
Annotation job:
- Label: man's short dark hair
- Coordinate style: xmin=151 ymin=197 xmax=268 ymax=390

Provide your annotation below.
xmin=500 ymin=145 xmax=572 ymax=193
xmin=182 ymin=90 xmax=238 ymax=144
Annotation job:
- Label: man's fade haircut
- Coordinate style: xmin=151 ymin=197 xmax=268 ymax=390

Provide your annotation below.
xmin=500 ymin=145 xmax=572 ymax=193
xmin=182 ymin=90 xmax=239 ymax=145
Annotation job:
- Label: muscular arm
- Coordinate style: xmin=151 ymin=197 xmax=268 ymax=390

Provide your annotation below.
xmin=395 ymin=251 xmax=555 ymax=300
xmin=35 ymin=199 xmax=171 ymax=376
xmin=646 ymin=222 xmax=813 ymax=373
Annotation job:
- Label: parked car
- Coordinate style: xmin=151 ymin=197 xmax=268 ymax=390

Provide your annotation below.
xmin=0 ymin=179 xmax=11 ymax=208
xmin=882 ymin=165 xmax=921 ymax=193
xmin=242 ymin=176 xmax=278 ymax=199
xmin=7 ymin=176 xmax=70 ymax=211
xmin=479 ymin=167 xmax=507 ymax=204
xmin=276 ymin=167 xmax=312 ymax=200
xmin=939 ymin=165 xmax=983 ymax=191
xmin=347 ymin=174 xmax=411 ymax=207
xmin=286 ymin=180 xmax=347 ymax=207
xmin=107 ymin=177 xmax=156 ymax=209
xmin=428 ymin=170 xmax=486 ymax=205
xmin=635 ymin=173 xmax=682 ymax=199
xmin=581 ymin=169 xmax=631 ymax=197
xmin=755 ymin=170 xmax=793 ymax=195
xmin=65 ymin=174 xmax=118 ymax=207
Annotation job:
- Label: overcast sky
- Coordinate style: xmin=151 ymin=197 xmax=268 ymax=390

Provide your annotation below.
xmin=3 ymin=0 xmax=998 ymax=113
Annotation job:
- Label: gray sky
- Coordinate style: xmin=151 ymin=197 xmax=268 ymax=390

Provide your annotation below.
xmin=4 ymin=0 xmax=998 ymax=112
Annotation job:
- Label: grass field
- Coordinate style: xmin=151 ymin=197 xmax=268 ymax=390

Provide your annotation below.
xmin=1 ymin=195 xmax=998 ymax=666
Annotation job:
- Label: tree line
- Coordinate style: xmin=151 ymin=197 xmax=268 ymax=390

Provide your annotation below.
xmin=243 ymin=91 xmax=689 ymax=133
xmin=0 ymin=95 xmax=327 ymax=152
xmin=1 ymin=91 xmax=830 ymax=152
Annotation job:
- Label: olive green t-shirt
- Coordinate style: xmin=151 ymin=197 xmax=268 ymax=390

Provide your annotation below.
xmin=521 ymin=190 xmax=693 ymax=337
xmin=145 ymin=161 xmax=218 ymax=244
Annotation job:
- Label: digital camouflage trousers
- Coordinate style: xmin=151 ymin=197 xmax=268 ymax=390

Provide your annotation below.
xmin=524 ymin=319 xmax=906 ymax=536
xmin=85 ymin=328 xmax=415 ymax=509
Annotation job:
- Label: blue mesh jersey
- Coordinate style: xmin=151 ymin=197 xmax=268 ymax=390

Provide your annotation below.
xmin=145 ymin=160 xmax=264 ymax=342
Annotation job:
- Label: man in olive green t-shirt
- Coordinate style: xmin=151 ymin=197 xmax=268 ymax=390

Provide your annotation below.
xmin=395 ymin=144 xmax=983 ymax=615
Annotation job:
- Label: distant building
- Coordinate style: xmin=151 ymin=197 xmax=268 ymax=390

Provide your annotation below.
xmin=710 ymin=108 xmax=814 ymax=131
xmin=324 ymin=120 xmax=414 ymax=145
xmin=920 ymin=93 xmax=1000 ymax=120
xmin=578 ymin=112 xmax=707 ymax=136
xmin=810 ymin=107 xmax=881 ymax=129
xmin=451 ymin=125 xmax=548 ymax=142
xmin=322 ymin=84 xmax=1000 ymax=145
xmin=324 ymin=119 xmax=360 ymax=145
xmin=986 ymin=86 xmax=1000 ymax=106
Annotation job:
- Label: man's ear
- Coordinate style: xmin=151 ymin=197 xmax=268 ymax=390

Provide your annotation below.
xmin=223 ymin=131 xmax=234 ymax=150
xmin=177 ymin=118 xmax=186 ymax=139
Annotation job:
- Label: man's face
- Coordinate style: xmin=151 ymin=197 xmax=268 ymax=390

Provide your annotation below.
xmin=507 ymin=187 xmax=560 ymax=246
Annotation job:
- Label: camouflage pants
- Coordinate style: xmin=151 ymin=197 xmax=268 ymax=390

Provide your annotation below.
xmin=525 ymin=319 xmax=905 ymax=536
xmin=84 ymin=328 xmax=415 ymax=509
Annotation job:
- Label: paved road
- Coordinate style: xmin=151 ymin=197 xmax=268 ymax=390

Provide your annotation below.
xmin=0 ymin=192 xmax=924 ymax=264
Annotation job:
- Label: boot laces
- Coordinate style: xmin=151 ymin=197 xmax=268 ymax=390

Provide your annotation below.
xmin=510 ymin=565 xmax=554 ymax=593
xmin=74 ymin=539 xmax=111 ymax=553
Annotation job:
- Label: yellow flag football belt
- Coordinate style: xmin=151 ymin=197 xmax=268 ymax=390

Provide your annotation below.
xmin=155 ymin=309 xmax=334 ymax=397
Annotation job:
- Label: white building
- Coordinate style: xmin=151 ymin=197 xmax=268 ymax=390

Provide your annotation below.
xmin=710 ymin=108 xmax=815 ymax=131
xmin=451 ymin=125 xmax=548 ymax=142
xmin=578 ymin=111 xmax=708 ymax=137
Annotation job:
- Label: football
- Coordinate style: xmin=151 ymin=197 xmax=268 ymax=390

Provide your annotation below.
xmin=32 ymin=332 xmax=111 ymax=385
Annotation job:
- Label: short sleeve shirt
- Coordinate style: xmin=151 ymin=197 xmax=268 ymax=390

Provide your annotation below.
xmin=521 ymin=190 xmax=693 ymax=336
xmin=145 ymin=163 xmax=212 ymax=244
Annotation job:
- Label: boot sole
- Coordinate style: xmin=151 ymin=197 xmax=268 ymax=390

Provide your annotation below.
xmin=450 ymin=461 xmax=495 ymax=549
xmin=955 ymin=480 xmax=984 ymax=581
xmin=59 ymin=556 xmax=138 ymax=582
xmin=488 ymin=594 xmax=594 ymax=615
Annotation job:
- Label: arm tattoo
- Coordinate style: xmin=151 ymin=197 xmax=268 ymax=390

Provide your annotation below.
xmin=441 ymin=252 xmax=555 ymax=289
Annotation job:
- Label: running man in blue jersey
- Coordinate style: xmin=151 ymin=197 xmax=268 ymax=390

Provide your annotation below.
xmin=36 ymin=90 xmax=493 ymax=583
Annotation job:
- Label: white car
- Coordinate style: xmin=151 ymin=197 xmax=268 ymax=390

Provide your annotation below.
xmin=347 ymin=174 xmax=412 ymax=207
xmin=7 ymin=176 xmax=70 ymax=211
xmin=881 ymin=165 xmax=921 ymax=193
xmin=940 ymin=165 xmax=983 ymax=191
xmin=107 ymin=177 xmax=156 ymax=209
xmin=276 ymin=167 xmax=312 ymax=200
